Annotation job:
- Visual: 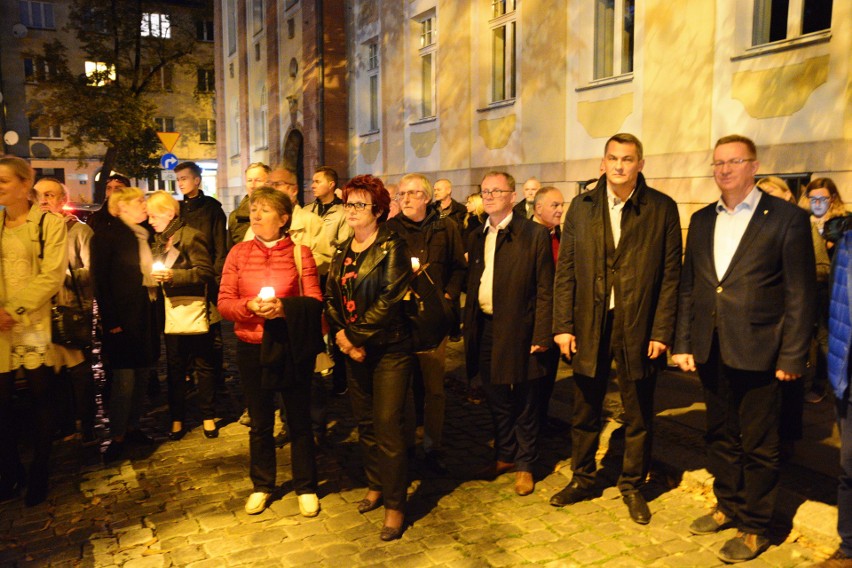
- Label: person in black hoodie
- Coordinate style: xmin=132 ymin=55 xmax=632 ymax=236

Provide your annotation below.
xmin=386 ymin=173 xmax=466 ymax=473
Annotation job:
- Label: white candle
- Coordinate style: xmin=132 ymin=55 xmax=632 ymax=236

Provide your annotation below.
xmin=411 ymin=257 xmax=421 ymax=272
xmin=258 ymin=286 xmax=275 ymax=301
xmin=152 ymin=261 xmax=166 ymax=273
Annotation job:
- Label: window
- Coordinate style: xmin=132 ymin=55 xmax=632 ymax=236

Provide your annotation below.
xmin=84 ymin=61 xmax=115 ymax=86
xmin=141 ymin=13 xmax=171 ymax=38
xmin=593 ymin=0 xmax=634 ymax=80
xmin=199 ymin=119 xmax=216 ymax=143
xmin=253 ymin=0 xmax=264 ymax=35
xmin=753 ymin=0 xmax=832 ymax=45
xmin=150 ymin=65 xmax=173 ymax=91
xmin=288 ymin=18 xmax=295 ymax=39
xmin=367 ymin=42 xmax=380 ymax=131
xmin=154 ymin=117 xmax=175 ymax=132
xmin=419 ymin=16 xmax=437 ymax=118
xmin=227 ymin=0 xmax=237 ymax=55
xmin=254 ymin=42 xmax=261 ymax=61
xmin=19 ymin=1 xmax=55 ymax=29
xmin=490 ymin=2 xmax=516 ymax=102
xmin=197 ymin=68 xmax=215 ymax=93
xmin=80 ymin=7 xmax=109 ymax=34
xmin=255 ymin=86 xmax=268 ymax=149
xmin=23 ymin=57 xmax=52 ymax=83
xmin=196 ymin=20 xmax=214 ymax=41
xmin=29 ymin=115 xmax=61 ymax=139
xmin=229 ymin=99 xmax=240 ymax=156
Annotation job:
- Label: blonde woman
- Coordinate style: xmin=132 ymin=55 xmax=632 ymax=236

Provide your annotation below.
xmin=0 ymin=157 xmax=67 ymax=506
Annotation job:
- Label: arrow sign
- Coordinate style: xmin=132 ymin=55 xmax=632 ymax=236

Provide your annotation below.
xmin=160 ymin=153 xmax=178 ymax=170
xmin=157 ymin=132 xmax=181 ymax=153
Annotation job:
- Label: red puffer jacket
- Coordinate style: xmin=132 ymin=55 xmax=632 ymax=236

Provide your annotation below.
xmin=218 ymin=236 xmax=322 ymax=344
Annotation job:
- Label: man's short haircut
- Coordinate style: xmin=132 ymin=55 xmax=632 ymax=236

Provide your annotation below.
xmin=482 ymin=171 xmax=516 ymax=192
xmin=400 ymin=173 xmax=433 ymax=201
xmin=605 ymin=133 xmax=644 ymax=161
xmin=715 ymin=134 xmax=757 ymax=158
xmin=533 ymin=186 xmax=562 ymax=208
xmin=174 ymin=161 xmax=203 ymax=178
xmin=315 ymin=166 xmax=338 ymax=187
xmin=435 ymin=178 xmax=452 ymax=188
xmin=270 ymin=164 xmax=297 ymax=177
xmin=33 ymin=176 xmax=68 ymax=203
xmin=246 ymin=162 xmax=271 ymax=174
xmin=147 ymin=190 xmax=181 ymax=216
xmin=106 ymin=173 xmax=131 ymax=187
xmin=108 ymin=186 xmax=145 ymax=216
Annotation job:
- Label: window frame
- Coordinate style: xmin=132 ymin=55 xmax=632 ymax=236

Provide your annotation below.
xmin=489 ymin=2 xmax=517 ymax=103
xmin=141 ymin=12 xmax=171 ymax=39
xmin=593 ymin=0 xmax=634 ymax=81
xmin=418 ymin=15 xmax=437 ymax=119
xmin=153 ymin=117 xmax=176 ymax=132
xmin=19 ymin=1 xmax=55 ymax=30
xmin=752 ymin=0 xmax=833 ymax=46
xmin=366 ymin=42 xmax=380 ymax=133
xmin=29 ymin=115 xmax=61 ymax=139
xmin=197 ymin=67 xmax=215 ymax=93
xmin=199 ymin=119 xmax=216 ymax=144
xmin=196 ymin=19 xmax=214 ymax=42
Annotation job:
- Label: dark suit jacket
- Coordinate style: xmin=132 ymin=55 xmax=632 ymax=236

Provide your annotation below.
xmin=513 ymin=200 xmax=533 ymax=220
xmin=674 ymin=190 xmax=816 ymax=374
xmin=553 ymin=174 xmax=682 ymax=381
xmin=464 ymin=214 xmax=554 ymax=384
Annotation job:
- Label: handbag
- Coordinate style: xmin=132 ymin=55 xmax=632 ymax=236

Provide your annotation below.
xmin=163 ymin=291 xmax=210 ymax=335
xmin=293 ymin=243 xmax=335 ymax=373
xmin=406 ymin=264 xmax=454 ymax=352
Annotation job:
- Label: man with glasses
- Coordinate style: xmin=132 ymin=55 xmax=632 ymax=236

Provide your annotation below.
xmin=464 ymin=171 xmax=554 ymax=496
xmin=229 ymin=162 xmax=271 ymax=245
xmin=672 ymin=135 xmax=815 ymax=562
xmin=386 ymin=173 xmax=466 ymax=474
xmin=551 ymin=133 xmax=681 ymax=526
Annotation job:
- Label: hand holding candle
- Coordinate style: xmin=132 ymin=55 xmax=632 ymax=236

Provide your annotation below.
xmin=411 ymin=257 xmax=421 ymax=272
xmin=258 ymin=286 xmax=275 ymax=301
xmin=152 ymin=261 xmax=166 ymax=273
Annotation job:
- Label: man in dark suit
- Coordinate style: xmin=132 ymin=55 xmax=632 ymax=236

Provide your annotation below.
xmin=550 ymin=133 xmax=682 ymax=525
xmin=672 ymin=135 xmax=815 ymax=563
xmin=464 ymin=171 xmax=554 ymax=496
xmin=512 ymin=177 xmax=540 ymax=220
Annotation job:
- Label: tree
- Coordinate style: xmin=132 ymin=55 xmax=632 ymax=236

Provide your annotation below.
xmin=28 ymin=0 xmax=207 ymax=202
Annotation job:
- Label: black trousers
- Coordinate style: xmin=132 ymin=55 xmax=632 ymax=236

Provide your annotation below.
xmin=571 ymin=310 xmax=657 ymax=494
xmin=697 ymin=334 xmax=780 ymax=536
xmin=478 ymin=313 xmax=541 ymax=472
xmin=165 ymin=330 xmax=217 ymax=422
xmin=236 ymin=341 xmax=316 ymax=495
xmin=346 ymin=349 xmax=414 ymax=511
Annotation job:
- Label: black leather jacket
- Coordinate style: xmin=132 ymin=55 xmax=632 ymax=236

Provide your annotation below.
xmin=324 ymin=224 xmax=412 ymax=349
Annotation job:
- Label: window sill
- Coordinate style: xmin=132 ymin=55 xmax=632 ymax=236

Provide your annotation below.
xmin=732 ymin=30 xmax=831 ymax=61
xmin=30 ymin=136 xmax=62 ymax=141
xmin=359 ymin=129 xmax=380 ymax=138
xmin=409 ymin=116 xmax=437 ymax=126
xmin=199 ymin=141 xmax=216 ymax=145
xmin=476 ymin=98 xmax=516 ymax=113
xmin=575 ymin=72 xmax=633 ymax=92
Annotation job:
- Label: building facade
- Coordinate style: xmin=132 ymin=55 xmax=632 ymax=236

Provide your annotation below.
xmin=0 ymin=0 xmax=217 ymax=201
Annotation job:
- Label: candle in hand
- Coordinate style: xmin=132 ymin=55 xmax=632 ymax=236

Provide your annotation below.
xmin=411 ymin=257 xmax=421 ymax=272
xmin=152 ymin=261 xmax=166 ymax=273
xmin=258 ymin=287 xmax=275 ymax=301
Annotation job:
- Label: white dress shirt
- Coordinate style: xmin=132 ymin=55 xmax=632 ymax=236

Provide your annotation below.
xmin=478 ymin=212 xmax=514 ymax=315
xmin=713 ymin=186 xmax=761 ymax=280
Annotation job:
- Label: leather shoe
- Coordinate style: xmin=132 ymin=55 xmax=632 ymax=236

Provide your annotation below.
xmin=549 ymin=482 xmax=594 ymax=507
xmin=357 ymin=496 xmax=383 ymax=514
xmin=716 ymin=531 xmax=770 ymax=563
xmin=623 ymin=492 xmax=651 ymax=524
xmin=689 ymin=509 xmax=736 ymax=535
xmin=168 ymin=428 xmax=187 ymax=441
xmin=475 ymin=460 xmax=515 ymax=480
xmin=515 ymin=471 xmax=534 ymax=496
xmin=380 ymin=524 xmax=404 ymax=541
xmin=203 ymin=426 xmax=219 ymax=439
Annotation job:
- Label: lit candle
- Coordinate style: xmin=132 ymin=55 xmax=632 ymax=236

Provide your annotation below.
xmin=152 ymin=261 xmax=166 ymax=273
xmin=258 ymin=286 xmax=275 ymax=301
xmin=411 ymin=257 xmax=421 ymax=272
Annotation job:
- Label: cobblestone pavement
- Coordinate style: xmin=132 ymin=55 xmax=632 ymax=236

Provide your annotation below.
xmin=0 ymin=328 xmax=836 ymax=567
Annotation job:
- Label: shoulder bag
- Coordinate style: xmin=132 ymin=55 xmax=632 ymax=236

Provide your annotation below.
xmin=293 ymin=243 xmax=334 ymax=373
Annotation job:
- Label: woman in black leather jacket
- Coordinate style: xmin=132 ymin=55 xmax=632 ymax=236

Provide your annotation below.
xmin=324 ymin=175 xmax=414 ymax=541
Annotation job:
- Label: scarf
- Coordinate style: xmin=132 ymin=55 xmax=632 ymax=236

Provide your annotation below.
xmin=151 ymin=217 xmax=182 ymax=258
xmin=126 ymin=221 xmax=158 ymax=300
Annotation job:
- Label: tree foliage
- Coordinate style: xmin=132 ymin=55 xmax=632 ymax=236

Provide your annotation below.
xmin=28 ymin=0 xmax=204 ymax=201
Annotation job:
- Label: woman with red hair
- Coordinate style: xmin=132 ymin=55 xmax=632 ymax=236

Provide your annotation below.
xmin=324 ymin=175 xmax=414 ymax=540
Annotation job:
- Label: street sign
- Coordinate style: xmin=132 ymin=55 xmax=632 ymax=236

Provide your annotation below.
xmin=157 ymin=132 xmax=181 ymax=152
xmin=161 ymin=170 xmax=176 ymax=181
xmin=160 ymin=153 xmax=178 ymax=170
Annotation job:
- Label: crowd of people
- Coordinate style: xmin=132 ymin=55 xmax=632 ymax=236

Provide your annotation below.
xmin=0 ymin=131 xmax=848 ymax=563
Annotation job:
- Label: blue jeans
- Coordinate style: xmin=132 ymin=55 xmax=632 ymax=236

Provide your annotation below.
xmin=838 ymin=393 xmax=852 ymax=556
xmin=109 ymin=367 xmax=148 ymax=438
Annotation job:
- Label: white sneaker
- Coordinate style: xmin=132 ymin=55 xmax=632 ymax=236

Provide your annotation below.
xmin=298 ymin=493 xmax=320 ymax=517
xmin=245 ymin=492 xmax=270 ymax=515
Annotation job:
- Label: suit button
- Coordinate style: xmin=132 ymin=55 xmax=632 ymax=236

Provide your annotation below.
xmin=716 ymin=286 xmax=723 ymax=294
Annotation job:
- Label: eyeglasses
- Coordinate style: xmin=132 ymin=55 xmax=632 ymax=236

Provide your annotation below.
xmin=711 ymin=158 xmax=755 ymax=169
xmin=398 ymin=190 xmax=425 ymax=200
xmin=809 ymin=196 xmax=830 ymax=204
xmin=480 ymin=189 xmax=513 ymax=198
xmin=343 ymin=202 xmax=372 ymax=211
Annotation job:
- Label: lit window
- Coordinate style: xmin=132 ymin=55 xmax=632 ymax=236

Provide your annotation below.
xmin=154 ymin=117 xmax=175 ymax=132
xmin=141 ymin=13 xmax=171 ymax=38
xmin=490 ymin=2 xmax=516 ymax=102
xmin=85 ymin=61 xmax=116 ymax=86
xmin=20 ymin=1 xmax=55 ymax=30
xmin=753 ymin=0 xmax=832 ymax=45
xmin=593 ymin=0 xmax=634 ymax=80
xmin=418 ymin=16 xmax=437 ymax=118
xmin=199 ymin=119 xmax=216 ymax=143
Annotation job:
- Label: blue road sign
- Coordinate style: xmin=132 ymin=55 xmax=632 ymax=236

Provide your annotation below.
xmin=160 ymin=153 xmax=178 ymax=170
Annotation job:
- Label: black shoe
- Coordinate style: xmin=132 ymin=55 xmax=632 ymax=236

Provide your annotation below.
xmin=274 ymin=431 xmax=289 ymax=448
xmin=203 ymin=426 xmax=219 ymax=439
xmin=550 ymin=482 xmax=594 ymax=507
xmin=380 ymin=524 xmax=404 ymax=541
xmin=689 ymin=509 xmax=736 ymax=535
xmin=124 ymin=430 xmax=154 ymax=445
xmin=716 ymin=532 xmax=770 ymax=563
xmin=103 ymin=441 xmax=125 ymax=462
xmin=623 ymin=492 xmax=651 ymax=524
xmin=168 ymin=428 xmax=187 ymax=441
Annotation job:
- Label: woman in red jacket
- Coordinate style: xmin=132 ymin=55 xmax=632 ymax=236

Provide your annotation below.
xmin=218 ymin=187 xmax=323 ymax=518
